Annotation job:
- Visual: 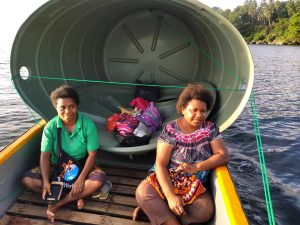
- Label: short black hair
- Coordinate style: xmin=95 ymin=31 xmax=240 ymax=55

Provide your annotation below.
xmin=176 ymin=84 xmax=213 ymax=114
xmin=50 ymin=85 xmax=80 ymax=107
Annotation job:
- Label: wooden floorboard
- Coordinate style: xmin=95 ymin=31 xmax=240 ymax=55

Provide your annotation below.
xmin=20 ymin=190 xmax=138 ymax=208
xmin=0 ymin=215 xmax=71 ymax=225
xmin=4 ymin=166 xmax=150 ymax=225
xmin=109 ymin=175 xmax=142 ymax=187
xmin=103 ymin=167 xmax=148 ymax=180
xmin=6 ymin=203 xmax=150 ymax=225
xmin=18 ymin=191 xmax=135 ymax=218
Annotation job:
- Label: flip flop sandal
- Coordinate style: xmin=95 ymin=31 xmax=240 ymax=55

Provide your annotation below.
xmin=92 ymin=180 xmax=112 ymax=200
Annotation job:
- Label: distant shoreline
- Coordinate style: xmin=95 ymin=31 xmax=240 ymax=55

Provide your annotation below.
xmin=214 ymin=1 xmax=300 ymax=47
xmin=246 ymin=41 xmax=300 ymax=46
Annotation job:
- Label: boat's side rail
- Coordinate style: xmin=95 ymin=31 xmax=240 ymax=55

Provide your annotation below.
xmin=0 ymin=120 xmax=46 ymax=217
xmin=210 ymin=165 xmax=249 ymax=225
xmin=0 ymin=120 xmax=46 ymax=165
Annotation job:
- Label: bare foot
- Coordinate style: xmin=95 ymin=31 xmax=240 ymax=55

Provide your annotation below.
xmin=46 ymin=205 xmax=57 ymax=222
xmin=132 ymin=206 xmax=141 ymax=221
xmin=77 ymin=198 xmax=84 ymax=210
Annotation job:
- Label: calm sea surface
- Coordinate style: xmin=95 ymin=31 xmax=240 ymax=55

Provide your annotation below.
xmin=0 ymin=44 xmax=299 ymax=225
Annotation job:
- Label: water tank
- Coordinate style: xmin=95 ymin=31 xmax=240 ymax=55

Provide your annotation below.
xmin=11 ymin=0 xmax=254 ymax=155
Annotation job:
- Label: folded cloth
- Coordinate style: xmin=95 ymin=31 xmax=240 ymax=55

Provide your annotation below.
xmin=133 ymin=122 xmax=151 ymax=137
xmin=136 ymin=102 xmax=162 ymax=132
xmin=129 ymin=97 xmax=150 ymax=111
xmin=106 ymin=113 xmax=118 ymax=132
xmin=115 ymin=114 xmax=139 ymax=136
xmin=147 ymin=169 xmax=206 ymax=204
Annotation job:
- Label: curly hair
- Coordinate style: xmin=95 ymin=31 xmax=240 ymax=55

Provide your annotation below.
xmin=50 ymin=85 xmax=80 ymax=107
xmin=176 ymin=84 xmax=213 ymax=114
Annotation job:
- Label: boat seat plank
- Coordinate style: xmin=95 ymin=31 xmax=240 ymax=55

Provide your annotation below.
xmin=109 ymin=175 xmax=142 ymax=187
xmin=0 ymin=215 xmax=72 ymax=225
xmin=111 ymin=183 xmax=137 ymax=196
xmin=103 ymin=167 xmax=148 ymax=179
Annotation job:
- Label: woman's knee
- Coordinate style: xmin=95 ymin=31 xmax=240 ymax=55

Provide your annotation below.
xmin=22 ymin=176 xmax=42 ymax=190
xmin=22 ymin=176 xmax=34 ymax=188
xmin=87 ymin=167 xmax=107 ymax=186
xmin=135 ymin=179 xmax=155 ymax=205
xmin=199 ymin=198 xmax=214 ymax=222
xmin=198 ymin=193 xmax=214 ymax=220
xmin=22 ymin=176 xmax=29 ymax=187
xmin=182 ymin=192 xmax=215 ymax=224
xmin=135 ymin=179 xmax=147 ymax=204
xmin=85 ymin=179 xmax=103 ymax=192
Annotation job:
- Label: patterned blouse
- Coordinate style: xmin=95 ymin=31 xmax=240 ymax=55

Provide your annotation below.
xmin=151 ymin=119 xmax=222 ymax=183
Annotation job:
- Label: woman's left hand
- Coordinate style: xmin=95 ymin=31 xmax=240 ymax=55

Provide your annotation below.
xmin=71 ymin=179 xmax=85 ymax=198
xmin=175 ymin=162 xmax=198 ymax=173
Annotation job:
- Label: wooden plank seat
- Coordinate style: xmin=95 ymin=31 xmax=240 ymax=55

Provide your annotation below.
xmin=3 ymin=166 xmax=150 ymax=225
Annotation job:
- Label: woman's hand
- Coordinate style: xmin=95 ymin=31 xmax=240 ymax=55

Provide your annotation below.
xmin=175 ymin=162 xmax=198 ymax=173
xmin=155 ymin=142 xmax=186 ymax=216
xmin=70 ymin=151 xmax=97 ymax=199
xmin=167 ymin=194 xmax=186 ymax=216
xmin=42 ymin=181 xmax=51 ymax=200
xmin=71 ymin=178 xmax=85 ymax=199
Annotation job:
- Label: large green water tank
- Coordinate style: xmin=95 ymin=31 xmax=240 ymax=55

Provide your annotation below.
xmin=11 ymin=0 xmax=254 ymax=155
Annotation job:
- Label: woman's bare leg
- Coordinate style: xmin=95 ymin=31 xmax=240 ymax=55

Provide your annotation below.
xmin=46 ymin=179 xmax=102 ymax=222
xmin=22 ymin=177 xmax=43 ymax=193
xmin=162 ymin=217 xmax=181 ymax=225
xmin=179 ymin=192 xmax=214 ymax=225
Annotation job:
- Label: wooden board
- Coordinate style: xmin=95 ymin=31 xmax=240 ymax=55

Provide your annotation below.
xmin=4 ymin=166 xmax=150 ymax=225
xmin=0 ymin=215 xmax=71 ymax=225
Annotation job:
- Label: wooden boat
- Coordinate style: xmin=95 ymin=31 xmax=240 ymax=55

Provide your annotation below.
xmin=0 ymin=121 xmax=248 ymax=224
xmin=2 ymin=0 xmax=253 ymax=224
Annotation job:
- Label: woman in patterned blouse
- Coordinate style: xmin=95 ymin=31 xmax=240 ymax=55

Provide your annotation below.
xmin=134 ymin=84 xmax=229 ymax=225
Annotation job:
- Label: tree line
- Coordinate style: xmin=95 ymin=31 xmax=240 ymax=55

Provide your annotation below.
xmin=213 ymin=0 xmax=300 ymax=45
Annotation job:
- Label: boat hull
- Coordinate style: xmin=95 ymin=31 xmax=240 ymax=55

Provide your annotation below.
xmin=0 ymin=121 xmax=248 ymax=224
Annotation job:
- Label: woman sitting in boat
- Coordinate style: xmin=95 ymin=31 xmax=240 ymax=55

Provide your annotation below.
xmin=22 ymin=85 xmax=107 ymax=222
xmin=134 ymin=84 xmax=229 ymax=225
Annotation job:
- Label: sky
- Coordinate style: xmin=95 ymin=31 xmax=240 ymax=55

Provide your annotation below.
xmin=0 ymin=0 xmax=245 ymax=49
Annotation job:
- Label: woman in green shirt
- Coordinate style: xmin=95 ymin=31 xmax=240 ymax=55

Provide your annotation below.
xmin=22 ymin=85 xmax=107 ymax=222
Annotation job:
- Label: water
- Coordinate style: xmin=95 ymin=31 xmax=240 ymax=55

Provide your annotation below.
xmin=1 ymin=44 xmax=300 ymax=225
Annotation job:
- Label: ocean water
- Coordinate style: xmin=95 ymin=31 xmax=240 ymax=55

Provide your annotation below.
xmin=0 ymin=44 xmax=300 ymax=225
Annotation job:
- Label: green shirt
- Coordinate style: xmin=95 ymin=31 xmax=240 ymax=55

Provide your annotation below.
xmin=41 ymin=112 xmax=99 ymax=164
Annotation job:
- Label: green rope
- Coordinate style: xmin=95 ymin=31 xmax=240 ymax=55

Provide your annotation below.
xmin=27 ymin=75 xmax=244 ymax=92
xmin=151 ymin=11 xmax=245 ymax=82
xmin=250 ymin=91 xmax=275 ymax=225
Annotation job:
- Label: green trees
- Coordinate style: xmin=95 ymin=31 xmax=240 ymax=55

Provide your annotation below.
xmin=218 ymin=0 xmax=300 ymax=44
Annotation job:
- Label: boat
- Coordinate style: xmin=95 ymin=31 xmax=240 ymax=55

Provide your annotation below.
xmin=1 ymin=0 xmax=253 ymax=224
